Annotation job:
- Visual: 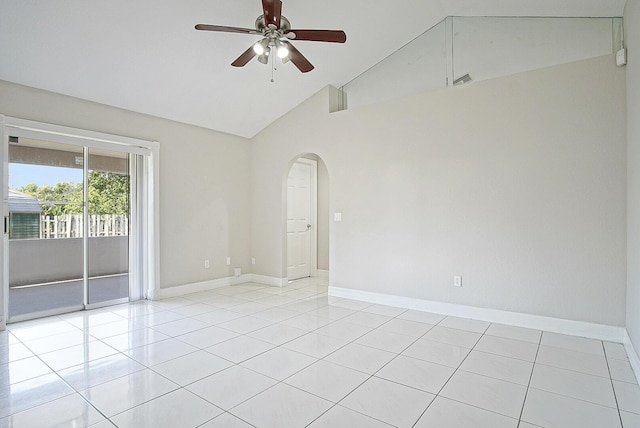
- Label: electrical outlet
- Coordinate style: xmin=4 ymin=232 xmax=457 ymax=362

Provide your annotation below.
xmin=251 ymin=257 xmax=256 ymax=265
xmin=234 ymin=267 xmax=241 ymax=277
xmin=226 ymin=257 xmax=231 ymax=265
xmin=454 ymin=276 xmax=462 ymax=287
xmin=204 ymin=260 xmax=210 ymax=269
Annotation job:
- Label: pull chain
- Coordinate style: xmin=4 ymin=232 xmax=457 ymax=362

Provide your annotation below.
xmin=271 ymin=53 xmax=275 ymax=83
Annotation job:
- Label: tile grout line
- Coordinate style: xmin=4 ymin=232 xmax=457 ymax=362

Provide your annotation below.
xmin=3 ymin=283 xmax=316 ymax=424
xmin=515 ymin=327 xmax=543 ymax=427
xmin=171 ymin=283 xmax=332 ymax=425
xmin=206 ymin=284 xmax=343 ymax=427
xmin=174 ymin=283 xmax=332 ymax=426
xmin=246 ymin=297 xmax=377 ymax=427
xmin=409 ymin=317 xmax=490 ymax=427
xmin=131 ymin=284 xmax=325 ymax=427
xmin=69 ymin=307 xmax=217 ymax=426
xmin=603 ymin=340 xmax=626 ymax=428
xmin=16 ymin=330 xmax=120 ymax=425
xmin=303 ymin=306 xmax=438 ymax=428
xmin=253 ymin=304 xmax=424 ymax=427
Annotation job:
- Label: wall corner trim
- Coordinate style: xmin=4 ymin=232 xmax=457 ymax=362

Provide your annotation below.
xmin=328 ymin=286 xmax=626 ymax=343
xmin=624 ymin=329 xmax=640 ymax=385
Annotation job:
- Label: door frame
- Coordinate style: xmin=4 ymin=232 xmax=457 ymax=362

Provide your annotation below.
xmin=1 ymin=116 xmax=160 ymax=326
xmin=286 ymin=157 xmax=318 ymax=280
xmin=1 ymin=116 xmax=6 ymax=330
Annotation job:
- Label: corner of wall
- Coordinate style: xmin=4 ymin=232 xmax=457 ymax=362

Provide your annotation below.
xmin=328 ymin=85 xmax=346 ymax=113
xmin=626 ymin=0 xmax=640 ymax=369
xmin=625 ymin=329 xmax=640 ymax=385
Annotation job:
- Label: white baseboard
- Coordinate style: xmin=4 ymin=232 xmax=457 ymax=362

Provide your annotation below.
xmin=624 ymin=330 xmax=640 ymax=385
xmin=316 ymin=269 xmax=329 ymax=279
xmin=152 ymin=274 xmax=253 ymax=299
xmin=150 ymin=273 xmax=289 ymax=299
xmin=249 ymin=274 xmax=288 ymax=287
xmin=329 ymin=286 xmax=626 ymax=343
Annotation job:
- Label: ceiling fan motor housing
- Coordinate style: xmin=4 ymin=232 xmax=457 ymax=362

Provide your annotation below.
xmin=255 ymin=15 xmax=291 ymax=33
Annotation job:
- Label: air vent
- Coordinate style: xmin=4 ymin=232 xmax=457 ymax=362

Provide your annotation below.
xmin=453 ymin=73 xmax=472 ymax=86
xmin=9 ymin=136 xmax=18 ymax=143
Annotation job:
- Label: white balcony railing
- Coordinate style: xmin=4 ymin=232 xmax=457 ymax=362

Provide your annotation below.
xmin=40 ymin=214 xmax=128 ymax=239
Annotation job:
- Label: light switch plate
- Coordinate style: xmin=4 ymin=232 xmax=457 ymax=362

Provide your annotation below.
xmin=616 ymin=48 xmax=627 ymax=66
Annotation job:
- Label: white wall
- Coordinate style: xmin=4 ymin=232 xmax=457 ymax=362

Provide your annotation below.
xmin=0 ymin=80 xmax=252 ymax=291
xmin=626 ymin=0 xmax=640 ymax=355
xmin=343 ymin=19 xmax=448 ymax=109
xmin=252 ymin=54 xmax=627 ymax=326
xmin=345 ymin=17 xmax=617 ymax=109
xmin=453 ymin=17 xmax=615 ymax=82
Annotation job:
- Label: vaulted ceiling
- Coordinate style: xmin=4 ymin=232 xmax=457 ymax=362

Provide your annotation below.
xmin=0 ymin=0 xmax=626 ymax=138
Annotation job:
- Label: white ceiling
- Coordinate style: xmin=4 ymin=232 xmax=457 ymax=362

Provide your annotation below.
xmin=0 ymin=0 xmax=626 ymax=138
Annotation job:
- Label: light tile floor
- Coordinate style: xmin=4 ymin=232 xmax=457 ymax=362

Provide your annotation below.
xmin=1 ymin=278 xmax=639 ymax=427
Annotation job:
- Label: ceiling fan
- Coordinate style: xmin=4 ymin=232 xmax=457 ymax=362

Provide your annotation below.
xmin=195 ymin=0 xmax=346 ymax=73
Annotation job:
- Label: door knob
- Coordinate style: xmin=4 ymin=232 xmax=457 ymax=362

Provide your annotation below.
xmin=306 ymin=224 xmax=312 ymax=230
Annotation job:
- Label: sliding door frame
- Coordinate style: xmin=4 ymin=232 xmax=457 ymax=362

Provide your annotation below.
xmin=0 ymin=116 xmax=160 ymax=327
xmin=1 ymin=116 xmax=6 ymax=331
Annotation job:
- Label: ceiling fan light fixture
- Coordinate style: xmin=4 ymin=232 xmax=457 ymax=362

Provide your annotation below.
xmin=253 ymin=37 xmax=270 ymax=55
xmin=257 ymin=48 xmax=271 ymax=64
xmin=276 ymin=41 xmax=289 ymax=59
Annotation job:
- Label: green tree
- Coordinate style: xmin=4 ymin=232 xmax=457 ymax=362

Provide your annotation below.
xmin=88 ymin=171 xmax=129 ymax=215
xmin=19 ymin=181 xmax=83 ymax=217
xmin=18 ymin=171 xmax=129 ymax=217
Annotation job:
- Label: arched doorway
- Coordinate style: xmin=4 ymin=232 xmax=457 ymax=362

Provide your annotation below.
xmin=285 ymin=154 xmax=329 ymax=281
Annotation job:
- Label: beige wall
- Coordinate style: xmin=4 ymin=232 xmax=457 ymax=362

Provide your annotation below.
xmin=252 ymin=54 xmax=627 ymax=326
xmin=0 ymin=80 xmax=252 ymax=291
xmin=0 ymin=50 xmax=628 ymax=330
xmin=317 ymin=158 xmax=330 ymax=270
xmin=626 ymin=0 xmax=640 ymax=353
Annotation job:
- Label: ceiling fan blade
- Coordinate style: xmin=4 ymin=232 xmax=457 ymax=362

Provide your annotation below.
xmin=262 ymin=0 xmax=282 ymax=29
xmin=195 ymin=24 xmax=258 ymax=34
xmin=231 ymin=45 xmax=258 ymax=67
xmin=287 ymin=29 xmax=347 ymax=43
xmin=285 ymin=42 xmax=314 ymax=73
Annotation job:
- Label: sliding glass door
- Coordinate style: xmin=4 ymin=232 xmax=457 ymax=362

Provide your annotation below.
xmin=3 ymin=128 xmax=148 ymax=322
xmin=87 ymin=148 xmax=131 ymax=305
xmin=8 ymin=138 xmax=85 ymax=318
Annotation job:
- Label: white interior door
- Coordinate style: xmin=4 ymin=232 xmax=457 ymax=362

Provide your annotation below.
xmin=287 ymin=160 xmax=315 ymax=280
